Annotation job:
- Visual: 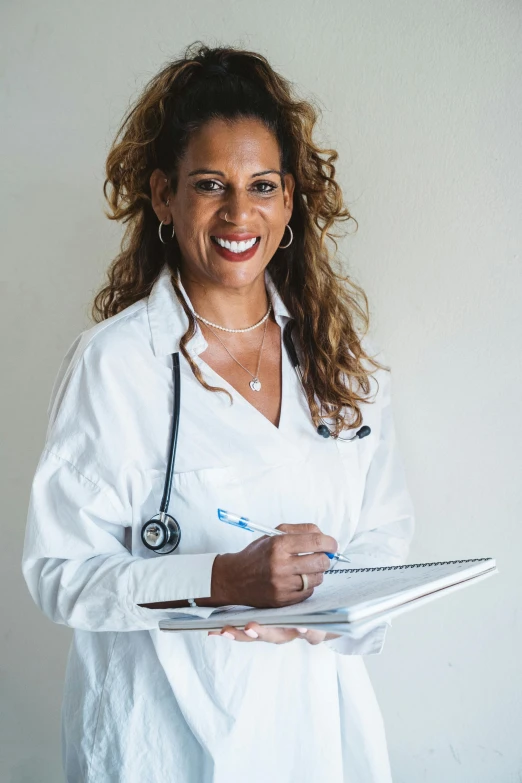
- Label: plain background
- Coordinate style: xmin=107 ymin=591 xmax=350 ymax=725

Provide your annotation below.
xmin=1 ymin=1 xmax=521 ymax=781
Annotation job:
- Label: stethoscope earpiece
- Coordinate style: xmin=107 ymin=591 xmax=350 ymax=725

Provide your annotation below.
xmin=141 ymin=325 xmax=371 ymax=555
xmin=283 ymin=322 xmax=372 ymax=443
xmin=354 ymin=424 xmax=371 ymax=439
xmin=316 ymin=423 xmax=372 ymax=440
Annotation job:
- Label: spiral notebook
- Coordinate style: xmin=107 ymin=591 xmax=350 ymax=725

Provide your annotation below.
xmin=158 ymin=557 xmax=498 ymax=634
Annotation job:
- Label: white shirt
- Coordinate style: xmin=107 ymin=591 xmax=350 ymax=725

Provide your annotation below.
xmin=22 ymin=263 xmax=415 ymax=783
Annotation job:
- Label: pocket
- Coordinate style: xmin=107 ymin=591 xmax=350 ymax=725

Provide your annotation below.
xmin=133 ymin=464 xmax=249 ymax=557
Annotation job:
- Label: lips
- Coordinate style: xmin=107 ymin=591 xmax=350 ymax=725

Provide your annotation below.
xmin=210 ymin=234 xmax=261 ymax=247
xmin=210 ymin=235 xmax=261 ymax=262
xmin=211 ymin=233 xmax=258 ymax=241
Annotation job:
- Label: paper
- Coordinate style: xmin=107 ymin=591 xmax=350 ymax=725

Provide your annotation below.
xmin=158 ymin=558 xmax=497 ymax=631
xmin=207 ymin=559 xmax=496 ymax=623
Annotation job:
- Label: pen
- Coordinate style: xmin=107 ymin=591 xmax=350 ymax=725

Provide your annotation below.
xmin=217 ymin=508 xmax=351 ymax=564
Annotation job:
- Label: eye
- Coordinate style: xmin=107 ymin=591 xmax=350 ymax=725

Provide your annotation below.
xmin=193 ymin=179 xmax=278 ymax=194
xmin=252 ymin=181 xmax=278 ymax=194
xmin=194 ymin=180 xmax=223 ymax=192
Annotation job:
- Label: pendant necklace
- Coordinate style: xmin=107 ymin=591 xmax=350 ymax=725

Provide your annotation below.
xmin=195 ymin=302 xmax=272 ymax=392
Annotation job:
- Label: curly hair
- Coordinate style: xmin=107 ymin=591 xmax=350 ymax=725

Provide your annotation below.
xmin=93 ymin=41 xmax=388 ymax=436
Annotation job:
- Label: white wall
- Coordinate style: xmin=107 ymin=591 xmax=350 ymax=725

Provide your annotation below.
xmin=2 ymin=1 xmax=520 ymax=780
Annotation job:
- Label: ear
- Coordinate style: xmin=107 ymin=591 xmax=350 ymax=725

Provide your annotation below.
xmin=282 ymin=172 xmax=295 ymax=224
xmin=149 ymin=169 xmax=172 ymax=223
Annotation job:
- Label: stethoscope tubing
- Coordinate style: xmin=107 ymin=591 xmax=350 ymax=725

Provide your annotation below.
xmin=142 ymin=321 xmax=369 ymax=552
xmin=159 ymin=352 xmax=181 ymax=518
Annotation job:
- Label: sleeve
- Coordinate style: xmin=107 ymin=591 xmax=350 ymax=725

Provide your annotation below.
xmin=324 ymin=359 xmax=415 ymax=656
xmin=21 ymin=331 xmax=219 ymax=633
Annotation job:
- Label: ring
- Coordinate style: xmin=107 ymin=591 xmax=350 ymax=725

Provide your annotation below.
xmin=299 ymin=573 xmax=309 ymax=591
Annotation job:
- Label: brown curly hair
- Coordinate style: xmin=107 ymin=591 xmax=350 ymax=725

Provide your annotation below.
xmin=93 ymin=41 xmax=388 ymax=436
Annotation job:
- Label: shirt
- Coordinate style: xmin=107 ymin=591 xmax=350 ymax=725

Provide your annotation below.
xmin=22 ymin=262 xmax=415 ymax=782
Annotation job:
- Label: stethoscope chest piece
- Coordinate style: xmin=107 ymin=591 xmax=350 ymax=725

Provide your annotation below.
xmin=141 ymin=513 xmax=181 ymax=554
xmin=140 ymin=331 xmax=372 ymax=555
xmin=140 ymin=352 xmax=182 ymax=555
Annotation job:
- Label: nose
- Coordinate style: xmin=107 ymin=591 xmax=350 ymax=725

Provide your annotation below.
xmin=220 ymin=187 xmax=255 ymax=226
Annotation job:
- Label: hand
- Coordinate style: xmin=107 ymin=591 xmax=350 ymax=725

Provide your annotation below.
xmin=208 ymin=622 xmax=342 ymax=645
xmin=209 ymin=523 xmax=339 ymax=608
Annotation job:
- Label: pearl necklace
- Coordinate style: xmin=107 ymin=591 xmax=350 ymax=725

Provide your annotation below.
xmin=193 ymin=297 xmax=273 ymax=392
xmin=193 ymin=302 xmax=272 ymax=333
xmin=201 ymin=315 xmax=270 ymax=392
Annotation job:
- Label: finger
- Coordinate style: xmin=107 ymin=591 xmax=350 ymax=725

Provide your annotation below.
xmin=250 ymin=624 xmax=302 ymax=644
xmin=276 ymin=523 xmax=321 ymax=534
xmin=243 ymin=622 xmax=262 ymax=639
xmin=286 ymin=586 xmax=315 ymax=603
xmin=287 ymin=552 xmax=332 ymax=575
xmin=279 ymin=531 xmax=339 ymax=558
xmin=208 ymin=625 xmax=256 ymax=642
xmin=288 ymin=626 xmax=328 ymax=645
xmin=292 ymin=570 xmax=325 ymax=592
xmin=301 ymin=629 xmax=328 ymax=645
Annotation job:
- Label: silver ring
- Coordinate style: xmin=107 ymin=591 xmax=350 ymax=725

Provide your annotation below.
xmin=299 ymin=573 xmax=309 ymax=591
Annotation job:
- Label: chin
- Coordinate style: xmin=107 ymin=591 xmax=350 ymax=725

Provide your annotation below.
xmin=213 ymin=260 xmax=268 ymax=287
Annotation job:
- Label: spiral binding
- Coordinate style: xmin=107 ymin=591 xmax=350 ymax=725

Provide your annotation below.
xmin=325 ymin=557 xmax=491 ymax=575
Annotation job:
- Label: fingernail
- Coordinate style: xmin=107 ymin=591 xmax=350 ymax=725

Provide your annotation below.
xmin=297 ymin=627 xmax=308 ymax=633
xmin=221 ymin=631 xmax=235 ymax=640
xmin=244 ymin=629 xmax=259 ymax=638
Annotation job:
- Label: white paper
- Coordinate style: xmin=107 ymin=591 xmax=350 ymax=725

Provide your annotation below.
xmin=159 ymin=558 xmax=496 ymax=631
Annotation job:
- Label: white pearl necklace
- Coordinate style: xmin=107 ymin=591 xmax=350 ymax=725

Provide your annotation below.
xmin=193 ymin=302 xmax=272 ymax=333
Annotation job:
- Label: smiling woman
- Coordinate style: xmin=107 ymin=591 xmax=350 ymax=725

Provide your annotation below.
xmin=22 ymin=40 xmax=415 ymax=783
xmin=97 ymin=41 xmax=387 ymax=436
xmin=153 ymin=114 xmax=294 ymax=288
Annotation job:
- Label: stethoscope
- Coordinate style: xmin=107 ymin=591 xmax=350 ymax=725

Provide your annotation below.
xmin=141 ymin=321 xmax=371 ymax=554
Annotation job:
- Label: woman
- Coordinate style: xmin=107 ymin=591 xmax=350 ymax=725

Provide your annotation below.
xmin=22 ymin=43 xmax=415 ymax=782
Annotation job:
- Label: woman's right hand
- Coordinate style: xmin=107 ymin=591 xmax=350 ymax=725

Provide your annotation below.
xmin=209 ymin=523 xmax=338 ymax=608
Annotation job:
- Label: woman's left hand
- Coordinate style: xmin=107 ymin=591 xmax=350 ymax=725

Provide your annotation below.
xmin=208 ymin=623 xmax=340 ymax=645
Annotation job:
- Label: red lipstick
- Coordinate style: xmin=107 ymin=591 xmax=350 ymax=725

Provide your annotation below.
xmin=210 ymin=235 xmax=261 ymax=262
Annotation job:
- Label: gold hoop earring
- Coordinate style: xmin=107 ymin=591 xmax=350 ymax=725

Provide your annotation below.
xmin=158 ymin=220 xmax=175 ymax=245
xmin=278 ymin=224 xmax=293 ymax=249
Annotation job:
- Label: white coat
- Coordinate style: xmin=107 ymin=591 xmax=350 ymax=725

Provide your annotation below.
xmin=22 ymin=262 xmax=415 ymax=783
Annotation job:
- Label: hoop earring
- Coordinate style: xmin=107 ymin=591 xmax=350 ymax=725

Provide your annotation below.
xmin=278 ymin=224 xmax=293 ymax=249
xmin=158 ymin=220 xmax=175 ymax=245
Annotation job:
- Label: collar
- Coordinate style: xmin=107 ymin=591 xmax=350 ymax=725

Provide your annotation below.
xmin=147 ymin=263 xmax=293 ymax=357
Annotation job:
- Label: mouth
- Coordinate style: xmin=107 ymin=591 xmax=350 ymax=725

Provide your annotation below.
xmin=210 ymin=235 xmax=261 ymax=262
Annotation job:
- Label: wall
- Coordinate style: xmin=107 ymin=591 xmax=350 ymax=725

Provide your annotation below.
xmin=1 ymin=1 xmax=520 ymax=780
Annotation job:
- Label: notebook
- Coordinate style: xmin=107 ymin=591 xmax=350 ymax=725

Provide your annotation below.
xmin=158 ymin=558 xmax=497 ymax=634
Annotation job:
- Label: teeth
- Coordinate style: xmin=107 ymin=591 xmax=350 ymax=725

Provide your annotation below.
xmin=214 ymin=236 xmax=258 ymax=253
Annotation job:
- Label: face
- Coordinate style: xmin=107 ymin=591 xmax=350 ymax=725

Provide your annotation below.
xmin=150 ymin=117 xmax=295 ymax=289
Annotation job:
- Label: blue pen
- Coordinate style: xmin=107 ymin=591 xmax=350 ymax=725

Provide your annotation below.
xmin=217 ymin=508 xmax=351 ymax=564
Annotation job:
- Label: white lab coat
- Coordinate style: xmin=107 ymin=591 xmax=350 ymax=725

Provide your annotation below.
xmin=22 ymin=262 xmax=415 ymax=783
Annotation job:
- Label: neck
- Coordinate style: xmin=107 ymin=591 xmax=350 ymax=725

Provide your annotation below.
xmin=178 ymin=268 xmax=271 ymax=331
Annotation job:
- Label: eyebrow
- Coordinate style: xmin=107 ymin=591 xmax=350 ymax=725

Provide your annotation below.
xmin=187 ymin=168 xmax=283 ymax=178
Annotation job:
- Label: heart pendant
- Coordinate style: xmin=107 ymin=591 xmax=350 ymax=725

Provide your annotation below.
xmin=249 ymin=378 xmax=262 ymax=392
